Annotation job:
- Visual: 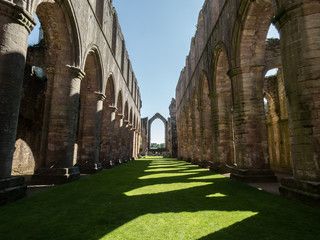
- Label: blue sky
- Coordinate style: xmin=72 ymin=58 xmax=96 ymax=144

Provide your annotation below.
xmin=113 ymin=0 xmax=206 ymax=143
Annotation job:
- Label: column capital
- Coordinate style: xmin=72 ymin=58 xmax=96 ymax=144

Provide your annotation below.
xmin=117 ymin=113 xmax=124 ymax=119
xmin=45 ymin=65 xmax=85 ymax=80
xmin=109 ymin=105 xmax=118 ymax=113
xmin=94 ymin=91 xmax=106 ymax=101
xmin=227 ymin=65 xmax=265 ymax=78
xmin=0 ymin=1 xmax=36 ymax=33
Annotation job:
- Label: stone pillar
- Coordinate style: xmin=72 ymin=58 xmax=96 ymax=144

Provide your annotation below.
xmin=77 ymin=92 xmax=104 ymax=174
xmin=274 ymin=0 xmax=320 ymax=206
xmin=123 ymin=119 xmax=130 ymax=160
xmin=0 ymin=2 xmax=35 ymax=204
xmin=100 ymin=105 xmax=117 ymax=168
xmin=112 ymin=113 xmax=123 ymax=164
xmin=108 ymin=106 xmax=117 ymax=164
xmin=228 ymin=66 xmax=276 ymax=182
xmin=131 ymin=127 xmax=137 ymax=160
xmin=32 ymin=65 xmax=85 ymax=184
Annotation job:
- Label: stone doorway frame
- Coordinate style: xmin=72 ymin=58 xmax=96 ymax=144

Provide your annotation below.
xmin=148 ymin=113 xmax=168 ymax=150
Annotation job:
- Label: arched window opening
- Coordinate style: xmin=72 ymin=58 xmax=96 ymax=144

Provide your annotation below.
xmin=264 ymin=68 xmax=292 ymax=174
xmin=150 ymin=119 xmax=165 ymax=149
xmin=267 ymin=24 xmax=280 ymax=39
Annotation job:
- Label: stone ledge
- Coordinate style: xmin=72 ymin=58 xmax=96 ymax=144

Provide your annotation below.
xmin=230 ymin=168 xmax=277 ymax=183
xmin=0 ymin=176 xmax=26 ymax=205
xmin=280 ymin=178 xmax=320 ymax=208
xmin=32 ymin=167 xmax=80 ymax=185
xmin=77 ymin=163 xmax=102 ymax=174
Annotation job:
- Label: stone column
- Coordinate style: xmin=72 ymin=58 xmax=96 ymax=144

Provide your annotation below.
xmin=107 ymin=106 xmax=117 ymax=165
xmin=274 ymin=0 xmax=320 ymax=206
xmin=77 ymin=92 xmax=104 ymax=174
xmin=131 ymin=127 xmax=137 ymax=160
xmin=110 ymin=112 xmax=122 ymax=165
xmin=123 ymin=119 xmax=130 ymax=160
xmin=0 ymin=2 xmax=35 ymax=204
xmin=228 ymin=66 xmax=276 ymax=182
xmin=32 ymin=65 xmax=85 ymax=184
xmin=100 ymin=105 xmax=117 ymax=168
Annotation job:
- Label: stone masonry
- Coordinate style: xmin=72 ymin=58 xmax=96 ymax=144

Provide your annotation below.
xmin=175 ymin=0 xmax=320 ymax=207
xmin=0 ymin=0 xmax=141 ymax=204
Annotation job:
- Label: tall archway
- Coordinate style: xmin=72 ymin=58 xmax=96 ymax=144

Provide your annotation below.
xmin=229 ymin=0 xmax=276 ymax=181
xmin=122 ymin=101 xmax=129 ymax=160
xmin=191 ymin=89 xmax=201 ymax=163
xmin=11 ymin=0 xmax=83 ymax=185
xmin=111 ymin=91 xmax=123 ymax=164
xmin=148 ymin=113 xmax=168 ymax=151
xmin=76 ymin=49 xmax=103 ymax=174
xmin=212 ymin=46 xmax=234 ymax=172
xmin=100 ymin=75 xmax=115 ymax=168
xmin=199 ymin=72 xmax=212 ymax=165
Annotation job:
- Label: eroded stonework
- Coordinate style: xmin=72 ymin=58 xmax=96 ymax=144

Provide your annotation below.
xmin=175 ymin=0 xmax=320 ymax=207
xmin=0 ymin=0 xmax=141 ymax=204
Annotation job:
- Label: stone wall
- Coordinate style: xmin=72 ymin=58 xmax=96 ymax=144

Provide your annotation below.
xmin=0 ymin=0 xmax=142 ymax=203
xmin=175 ymin=0 xmax=320 ymax=206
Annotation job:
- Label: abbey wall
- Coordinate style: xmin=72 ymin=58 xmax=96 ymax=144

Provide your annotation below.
xmin=176 ymin=0 xmax=320 ymax=206
xmin=0 ymin=0 xmax=141 ymax=204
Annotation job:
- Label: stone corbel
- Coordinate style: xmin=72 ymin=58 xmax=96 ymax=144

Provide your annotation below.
xmin=94 ymin=92 xmax=106 ymax=101
xmin=117 ymin=113 xmax=124 ymax=119
xmin=0 ymin=1 xmax=36 ymax=33
xmin=109 ymin=105 xmax=118 ymax=113
xmin=227 ymin=65 xmax=265 ymax=78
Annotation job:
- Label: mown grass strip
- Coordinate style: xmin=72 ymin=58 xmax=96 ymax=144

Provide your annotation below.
xmin=0 ymin=157 xmax=319 ymax=240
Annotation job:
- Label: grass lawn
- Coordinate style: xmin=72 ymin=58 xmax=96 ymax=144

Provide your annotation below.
xmin=1 ymin=156 xmax=320 ymax=240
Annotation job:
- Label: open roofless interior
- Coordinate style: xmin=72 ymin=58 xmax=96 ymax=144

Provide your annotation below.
xmin=0 ymin=0 xmax=319 ymax=239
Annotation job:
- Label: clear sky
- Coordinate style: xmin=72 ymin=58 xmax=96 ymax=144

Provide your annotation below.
xmin=113 ymin=0 xmax=206 ymax=143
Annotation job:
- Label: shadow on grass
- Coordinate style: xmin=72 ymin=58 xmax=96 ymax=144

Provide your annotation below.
xmin=0 ymin=157 xmax=319 ymax=240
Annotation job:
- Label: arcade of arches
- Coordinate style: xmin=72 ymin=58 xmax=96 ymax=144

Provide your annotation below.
xmin=0 ymin=0 xmax=141 ymax=204
xmin=0 ymin=0 xmax=319 ymax=208
xmin=176 ymin=0 xmax=320 ymax=207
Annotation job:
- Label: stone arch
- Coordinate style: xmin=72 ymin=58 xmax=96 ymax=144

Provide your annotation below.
xmin=111 ymin=90 xmax=124 ymax=162
xmin=12 ymin=0 xmax=82 ymax=178
xmin=228 ymin=0 xmax=275 ymax=173
xmin=122 ymin=101 xmax=130 ymax=159
xmin=75 ymin=49 xmax=103 ymax=173
xmin=34 ymin=0 xmax=81 ymax=66
xmin=82 ymin=45 xmax=103 ymax=91
xmin=105 ymin=74 xmax=116 ymax=105
xmin=263 ymin=69 xmax=292 ymax=174
xmin=191 ymin=88 xmax=201 ymax=163
xmin=198 ymin=71 xmax=212 ymax=164
xmin=232 ymin=0 xmax=275 ymax=67
xmin=148 ymin=113 xmax=168 ymax=150
xmin=211 ymin=44 xmax=234 ymax=171
xmin=99 ymin=74 xmax=116 ymax=168
xmin=186 ymin=100 xmax=192 ymax=160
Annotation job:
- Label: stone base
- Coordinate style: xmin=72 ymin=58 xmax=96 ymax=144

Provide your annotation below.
xmin=210 ymin=162 xmax=230 ymax=173
xmin=230 ymin=168 xmax=277 ymax=183
xmin=114 ymin=159 xmax=123 ymax=165
xmin=101 ymin=160 xmax=114 ymax=169
xmin=78 ymin=163 xmax=102 ymax=174
xmin=0 ymin=176 xmax=26 ymax=205
xmin=32 ymin=167 xmax=80 ymax=185
xmin=280 ymin=178 xmax=320 ymax=208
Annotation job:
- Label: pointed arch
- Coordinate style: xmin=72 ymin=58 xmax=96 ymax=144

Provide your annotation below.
xmin=212 ymin=44 xmax=234 ymax=171
xmin=35 ymin=0 xmax=81 ymax=66
xmin=198 ymin=70 xmax=212 ymax=164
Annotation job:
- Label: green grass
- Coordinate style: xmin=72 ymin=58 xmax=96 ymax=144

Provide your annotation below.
xmin=1 ymin=157 xmax=320 ymax=240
